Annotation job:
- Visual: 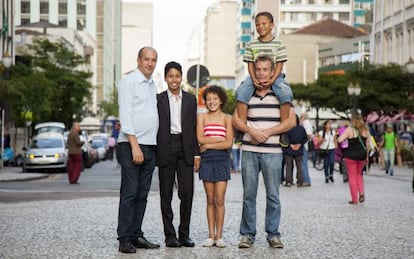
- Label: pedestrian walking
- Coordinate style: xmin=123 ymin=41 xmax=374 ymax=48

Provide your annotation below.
xmin=379 ymin=123 xmax=400 ymax=176
xmin=283 ymin=115 xmax=308 ymax=187
xmin=317 ymin=120 xmax=337 ymax=183
xmin=337 ymin=113 xmax=370 ymax=204
xmin=67 ymin=122 xmax=84 ymax=184
xmin=300 ymin=112 xmax=313 ymax=186
xmin=157 ymin=61 xmax=200 ymax=248
xmin=232 ymin=55 xmax=295 ymax=249
xmin=116 ymin=47 xmax=160 ymax=253
xmin=196 ymin=86 xmax=233 ymax=248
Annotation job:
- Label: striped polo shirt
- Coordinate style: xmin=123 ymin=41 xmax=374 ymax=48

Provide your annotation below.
xmin=244 ymin=37 xmax=287 ymax=64
xmin=242 ymin=91 xmax=282 ymax=154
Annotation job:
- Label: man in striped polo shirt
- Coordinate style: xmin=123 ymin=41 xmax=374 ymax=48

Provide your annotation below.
xmin=232 ymin=55 xmax=295 ymax=249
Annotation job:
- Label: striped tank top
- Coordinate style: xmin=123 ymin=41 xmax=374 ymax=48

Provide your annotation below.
xmin=203 ymin=124 xmax=227 ymax=138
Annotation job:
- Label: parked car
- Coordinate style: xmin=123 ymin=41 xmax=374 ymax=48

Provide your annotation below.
xmin=91 ymin=139 xmax=107 ymax=161
xmin=23 ymin=133 xmax=68 ymax=173
xmin=89 ymin=133 xmax=110 ymax=159
xmin=80 ymin=135 xmax=97 ymax=168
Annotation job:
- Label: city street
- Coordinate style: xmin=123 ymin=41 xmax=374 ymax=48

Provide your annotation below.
xmin=0 ymin=160 xmax=413 ymax=258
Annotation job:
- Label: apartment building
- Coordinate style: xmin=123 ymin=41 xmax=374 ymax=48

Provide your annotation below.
xmin=371 ymin=0 xmax=414 ymax=66
xmin=13 ymin=0 xmax=121 ymax=114
xmin=203 ymin=0 xmax=238 ymax=89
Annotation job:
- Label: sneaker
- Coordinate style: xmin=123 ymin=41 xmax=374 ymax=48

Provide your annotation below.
xmin=202 ymin=238 xmax=215 ymax=247
xmin=268 ymin=237 xmax=284 ymax=249
xmin=215 ymin=239 xmax=226 ymax=248
xmin=238 ymin=236 xmax=252 ymax=248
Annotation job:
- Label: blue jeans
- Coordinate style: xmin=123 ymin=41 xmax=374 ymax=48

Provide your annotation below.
xmin=384 ymin=148 xmax=395 ymax=175
xmin=236 ymin=74 xmax=293 ymax=104
xmin=116 ymin=143 xmax=157 ymax=240
xmin=324 ymin=149 xmax=336 ymax=178
xmin=302 ymin=148 xmax=311 ymax=184
xmin=231 ymin=147 xmax=241 ymax=172
xmin=240 ymin=151 xmax=282 ymax=242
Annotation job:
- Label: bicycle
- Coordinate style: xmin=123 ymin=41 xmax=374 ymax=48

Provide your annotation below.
xmin=314 ymin=150 xmax=340 ymax=172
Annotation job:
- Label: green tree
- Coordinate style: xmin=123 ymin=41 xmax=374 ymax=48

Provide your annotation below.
xmin=291 ymin=63 xmax=414 ymax=117
xmin=222 ymin=88 xmax=236 ymax=115
xmin=24 ymin=38 xmax=93 ymax=126
xmin=99 ymin=87 xmax=119 ymax=118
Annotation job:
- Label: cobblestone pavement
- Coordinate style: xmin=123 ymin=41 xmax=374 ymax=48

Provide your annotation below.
xmin=1 ymin=164 xmax=413 ymax=259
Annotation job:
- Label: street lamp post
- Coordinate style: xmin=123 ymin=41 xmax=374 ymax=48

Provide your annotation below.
xmin=406 ymin=57 xmax=414 ymax=99
xmin=347 ymin=83 xmax=361 ymax=114
xmin=2 ymin=52 xmax=12 ymax=79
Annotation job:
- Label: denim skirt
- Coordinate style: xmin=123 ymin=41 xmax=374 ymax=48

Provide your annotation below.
xmin=199 ymin=149 xmax=231 ymax=182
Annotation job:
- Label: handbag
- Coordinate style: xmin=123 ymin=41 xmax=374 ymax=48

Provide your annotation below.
xmin=319 ymin=149 xmax=329 ymax=158
xmin=319 ymin=131 xmax=331 ymax=158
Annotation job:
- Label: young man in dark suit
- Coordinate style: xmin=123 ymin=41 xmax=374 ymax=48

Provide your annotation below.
xmin=156 ymin=61 xmax=200 ymax=248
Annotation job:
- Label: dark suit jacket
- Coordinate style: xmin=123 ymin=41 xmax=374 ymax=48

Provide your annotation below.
xmin=156 ymin=90 xmax=199 ymax=167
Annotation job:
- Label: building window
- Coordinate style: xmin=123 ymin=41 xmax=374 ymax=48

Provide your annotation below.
xmin=242 ymin=1 xmax=252 ymax=9
xmin=308 ymin=0 xmax=315 ymax=4
xmin=40 ymin=1 xmax=49 ymax=14
xmin=339 ymin=12 xmax=349 ymax=22
xmin=59 ymin=2 xmax=67 ymax=14
xmin=59 ymin=18 xmax=68 ymax=27
xmin=77 ymin=1 xmax=86 ymax=15
xmin=323 ymin=12 xmax=333 ymax=19
xmin=21 ymin=18 xmax=30 ymax=25
xmin=77 ymin=19 xmax=85 ymax=30
xmin=339 ymin=0 xmax=349 ymax=4
xmin=21 ymin=1 xmax=30 ymax=14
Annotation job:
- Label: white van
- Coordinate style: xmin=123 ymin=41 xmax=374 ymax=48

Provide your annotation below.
xmin=34 ymin=122 xmax=65 ymax=136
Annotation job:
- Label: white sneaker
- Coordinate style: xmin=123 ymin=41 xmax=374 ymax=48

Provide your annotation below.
xmin=202 ymin=238 xmax=215 ymax=247
xmin=215 ymin=238 xmax=226 ymax=248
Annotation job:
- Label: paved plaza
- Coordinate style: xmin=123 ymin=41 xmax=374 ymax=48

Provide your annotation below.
xmin=0 ymin=164 xmax=413 ymax=258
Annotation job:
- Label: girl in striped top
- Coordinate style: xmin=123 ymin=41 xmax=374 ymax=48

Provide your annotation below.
xmin=196 ymin=85 xmax=233 ymax=248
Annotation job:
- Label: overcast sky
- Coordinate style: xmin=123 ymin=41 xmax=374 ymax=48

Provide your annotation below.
xmin=152 ymin=0 xmax=216 ymax=75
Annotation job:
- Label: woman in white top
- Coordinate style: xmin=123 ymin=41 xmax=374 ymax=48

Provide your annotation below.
xmin=317 ymin=120 xmax=337 ymax=183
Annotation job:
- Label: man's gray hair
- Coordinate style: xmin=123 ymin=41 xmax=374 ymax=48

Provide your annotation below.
xmin=254 ymin=55 xmax=275 ymax=71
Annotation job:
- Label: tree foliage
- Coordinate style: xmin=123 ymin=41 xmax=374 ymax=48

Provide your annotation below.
xmin=291 ymin=63 xmax=414 ymax=117
xmin=1 ymin=38 xmax=93 ymax=128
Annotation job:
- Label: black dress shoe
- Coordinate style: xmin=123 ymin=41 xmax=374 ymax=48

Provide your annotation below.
xmin=119 ymin=240 xmax=136 ymax=253
xmin=179 ymin=237 xmax=195 ymax=247
xmin=131 ymin=236 xmax=160 ymax=249
xmin=165 ymin=237 xmax=182 ymax=247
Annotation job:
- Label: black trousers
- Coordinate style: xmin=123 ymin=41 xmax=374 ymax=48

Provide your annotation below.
xmin=116 ymin=143 xmax=156 ymax=240
xmin=158 ymin=134 xmax=194 ymax=240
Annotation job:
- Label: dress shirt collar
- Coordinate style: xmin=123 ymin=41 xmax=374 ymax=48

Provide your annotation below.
xmin=134 ymin=68 xmax=154 ymax=84
xmin=167 ymin=89 xmax=182 ymax=100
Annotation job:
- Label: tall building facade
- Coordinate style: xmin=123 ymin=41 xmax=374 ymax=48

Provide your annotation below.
xmin=13 ymin=0 xmax=121 ymax=114
xmin=121 ymin=1 xmax=153 ymax=75
xmin=204 ymin=0 xmax=238 ymax=89
xmin=371 ymin=0 xmax=414 ymax=66
xmin=96 ymin=0 xmax=121 ymax=108
xmin=278 ymin=0 xmax=353 ymax=35
xmin=1 ymin=0 xmax=14 ymax=67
